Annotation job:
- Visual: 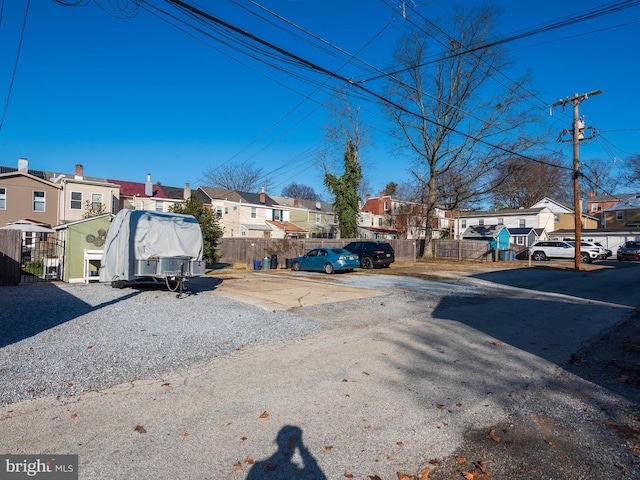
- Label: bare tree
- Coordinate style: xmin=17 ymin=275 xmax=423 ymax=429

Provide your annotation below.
xmin=490 ymin=155 xmax=571 ymax=209
xmin=202 ymin=161 xmax=270 ymax=192
xmin=616 ymin=154 xmax=640 ymax=189
xmin=281 ymin=182 xmax=320 ymax=201
xmin=579 ymin=158 xmax=619 ymax=198
xmin=383 ymin=5 xmax=543 ymax=250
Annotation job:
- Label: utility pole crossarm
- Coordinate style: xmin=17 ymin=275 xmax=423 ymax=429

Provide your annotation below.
xmin=551 ymin=89 xmax=602 ymax=108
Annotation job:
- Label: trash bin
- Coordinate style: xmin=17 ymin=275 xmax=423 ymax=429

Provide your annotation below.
xmin=285 ymin=258 xmax=292 ymax=269
xmin=270 ymin=254 xmax=278 ymax=269
xmin=498 ymin=249 xmax=515 ymax=261
xmin=263 ymin=256 xmax=271 ymax=270
xmin=253 ymin=260 xmax=262 ymax=270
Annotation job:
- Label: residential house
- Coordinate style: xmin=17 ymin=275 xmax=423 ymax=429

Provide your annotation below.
xmin=507 ymin=227 xmax=547 ymax=249
xmin=197 ymin=187 xmax=294 ymax=238
xmin=453 ymin=207 xmax=555 ymax=239
xmin=270 ymin=196 xmax=338 ymax=238
xmin=586 ymin=193 xmax=635 ymax=216
xmin=530 ymin=197 xmax=598 ymax=230
xmin=109 ymin=175 xmax=181 ymax=213
xmin=0 ymin=158 xmax=61 ymax=230
xmin=601 ymin=194 xmax=640 ymax=229
xmin=462 ymin=225 xmax=512 ymax=251
xmin=360 ymin=192 xmax=449 ymax=239
xmin=50 ymin=164 xmax=120 ymax=223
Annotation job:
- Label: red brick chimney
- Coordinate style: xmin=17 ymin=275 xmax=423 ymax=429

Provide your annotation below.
xmin=260 ymin=187 xmax=266 ymax=204
xmin=74 ymin=164 xmax=84 ymax=180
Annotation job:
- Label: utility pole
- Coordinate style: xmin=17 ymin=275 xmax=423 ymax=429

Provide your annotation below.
xmin=551 ymin=89 xmax=602 ymax=270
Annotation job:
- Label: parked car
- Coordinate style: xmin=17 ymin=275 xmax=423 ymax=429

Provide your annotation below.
xmin=616 ymin=241 xmax=640 ymax=261
xmin=579 ymin=241 xmax=608 ymax=259
xmin=342 ymin=241 xmax=395 ymax=269
xmin=291 ymin=248 xmax=360 ymax=274
xmin=594 ymin=242 xmax=613 ymax=258
xmin=528 ymin=241 xmax=597 ymax=263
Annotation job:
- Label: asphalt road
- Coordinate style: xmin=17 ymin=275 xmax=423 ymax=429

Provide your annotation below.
xmin=1 ymin=260 xmax=639 ymax=480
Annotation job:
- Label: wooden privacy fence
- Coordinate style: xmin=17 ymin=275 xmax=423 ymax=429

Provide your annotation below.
xmin=0 ymin=229 xmax=22 ymax=286
xmin=218 ymin=238 xmax=417 ymax=269
xmin=432 ymin=239 xmax=493 ymax=262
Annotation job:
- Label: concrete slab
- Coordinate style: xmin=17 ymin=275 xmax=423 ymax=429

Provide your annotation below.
xmin=206 ymin=273 xmax=388 ymax=311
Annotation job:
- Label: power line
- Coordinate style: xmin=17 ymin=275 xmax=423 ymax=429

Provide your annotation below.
xmin=0 ymin=0 xmax=29 ymax=136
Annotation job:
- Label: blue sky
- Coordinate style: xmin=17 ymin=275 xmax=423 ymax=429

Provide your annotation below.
xmin=1 ymin=0 xmax=639 ymax=200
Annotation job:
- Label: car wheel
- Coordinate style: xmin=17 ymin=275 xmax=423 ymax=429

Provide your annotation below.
xmin=292 ymin=261 xmax=301 ymax=271
xmin=362 ymin=257 xmax=374 ymax=269
xmin=324 ymin=263 xmax=334 ymax=274
xmin=532 ymin=251 xmax=546 ymax=261
xmin=580 ymin=252 xmax=591 ymax=263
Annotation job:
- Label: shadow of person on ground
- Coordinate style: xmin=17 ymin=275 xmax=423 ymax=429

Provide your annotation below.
xmin=246 ymin=425 xmax=326 ymax=480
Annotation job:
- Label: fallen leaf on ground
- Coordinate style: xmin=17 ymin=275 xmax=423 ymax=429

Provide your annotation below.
xmin=240 ymin=436 xmax=247 ymax=441
xmin=428 ymin=458 xmax=440 ymax=465
xmin=417 ymin=467 xmax=430 ymax=479
xmin=436 ymin=404 xmax=446 ymax=410
xmin=134 ymin=425 xmax=146 ymax=434
xmin=456 ymin=456 xmax=467 ymax=464
xmin=324 ymin=445 xmax=333 ymax=451
xmin=397 ymin=441 xmax=404 ymax=447
xmin=344 ymin=472 xmax=354 ymax=478
xmin=259 ymin=411 xmax=269 ymax=419
xmin=487 ymin=429 xmax=501 ymax=442
xmin=362 ymin=371 xmax=370 ymax=376
xmin=264 ymin=462 xmax=277 ymax=472
xmin=70 ymin=413 xmax=77 ymax=419
xmin=233 ymin=462 xmax=242 ymax=473
xmin=397 ymin=473 xmax=415 ymax=480
xmin=368 ymin=476 xmax=382 ymax=480
xmin=244 ymin=458 xmax=254 ymax=465
xmin=618 ymin=375 xmax=631 ymax=383
xmin=161 ymin=382 xmax=171 ymax=387
xmin=181 ymin=432 xmax=190 ymax=437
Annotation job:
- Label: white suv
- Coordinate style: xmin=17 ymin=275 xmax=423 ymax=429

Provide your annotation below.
xmin=578 ymin=241 xmax=608 ymax=259
xmin=528 ymin=241 xmax=598 ymax=263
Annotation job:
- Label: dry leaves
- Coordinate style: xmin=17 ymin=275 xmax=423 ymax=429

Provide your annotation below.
xmin=417 ymin=467 xmax=430 ymax=480
xmin=396 ymin=441 xmax=404 ymax=447
xmin=456 ymin=456 xmax=467 ymax=464
xmin=181 ymin=432 xmax=190 ymax=437
xmin=397 ymin=473 xmax=415 ymax=480
xmin=259 ymin=411 xmax=269 ymax=419
xmin=244 ymin=458 xmax=254 ymax=465
xmin=344 ymin=472 xmax=354 ymax=478
xmin=233 ymin=461 xmax=242 ymax=473
xmin=487 ymin=429 xmax=501 ymax=442
xmin=324 ymin=445 xmax=333 ymax=451
xmin=70 ymin=413 xmax=77 ymax=419
xmin=134 ymin=425 xmax=147 ymax=434
xmin=462 ymin=460 xmax=492 ymax=480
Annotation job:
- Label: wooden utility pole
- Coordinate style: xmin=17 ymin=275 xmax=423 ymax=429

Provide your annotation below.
xmin=551 ymin=89 xmax=602 ymax=270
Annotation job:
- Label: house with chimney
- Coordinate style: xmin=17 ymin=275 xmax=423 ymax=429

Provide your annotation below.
xmin=52 ymin=164 xmax=120 ymax=223
xmin=270 ymin=195 xmax=338 ymax=238
xmin=0 ymin=158 xmax=61 ymax=228
xmin=108 ymin=174 xmax=186 ymax=213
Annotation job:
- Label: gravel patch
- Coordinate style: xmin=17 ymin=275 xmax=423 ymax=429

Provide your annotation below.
xmin=0 ymin=280 xmax=331 ymax=406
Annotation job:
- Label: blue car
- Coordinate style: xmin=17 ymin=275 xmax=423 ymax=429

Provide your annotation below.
xmin=291 ymin=248 xmax=360 ymax=274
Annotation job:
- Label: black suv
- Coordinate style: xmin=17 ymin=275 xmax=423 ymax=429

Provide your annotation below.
xmin=343 ymin=241 xmax=395 ymax=269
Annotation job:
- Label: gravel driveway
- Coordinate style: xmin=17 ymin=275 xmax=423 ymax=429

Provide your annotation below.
xmin=1 ymin=264 xmax=640 ymax=479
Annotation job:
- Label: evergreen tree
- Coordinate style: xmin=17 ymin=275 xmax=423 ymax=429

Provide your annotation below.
xmin=170 ymin=198 xmax=223 ymax=265
xmin=324 ymin=139 xmax=362 ymax=239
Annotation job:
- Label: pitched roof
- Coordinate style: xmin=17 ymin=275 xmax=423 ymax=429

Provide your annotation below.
xmin=507 ymin=227 xmax=535 ymax=235
xmin=603 ymin=195 xmax=640 ymax=211
xmin=266 ymin=220 xmax=309 ymax=233
xmin=198 ymin=187 xmax=279 ymax=206
xmin=462 ymin=225 xmax=509 ymax=239
xmin=458 ymin=207 xmax=546 ymax=218
xmin=109 ymin=179 xmax=168 ymax=198
xmin=0 ymin=165 xmax=47 ymax=179
xmin=587 ymin=193 xmax=634 ymax=203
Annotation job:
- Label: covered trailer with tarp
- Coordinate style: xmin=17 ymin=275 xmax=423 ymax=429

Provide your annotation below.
xmin=99 ymin=209 xmax=205 ymax=294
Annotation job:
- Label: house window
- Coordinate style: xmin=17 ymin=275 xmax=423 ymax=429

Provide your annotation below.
xmin=155 ymin=201 xmax=164 ymax=212
xmin=71 ymin=191 xmax=82 ymax=210
xmin=216 ymin=207 xmax=223 ymax=217
xmin=384 ymin=201 xmax=389 ymax=211
xmin=233 ymin=206 xmax=237 ymax=211
xmin=554 ymin=215 xmax=559 ymax=222
xmin=516 ymin=236 xmax=524 ymax=245
xmin=92 ymin=193 xmax=103 ymax=211
xmin=498 ymin=218 xmax=503 ymax=225
xmin=0 ymin=187 xmax=5 ymax=210
xmin=616 ymin=211 xmax=623 ymax=221
xmin=591 ymin=203 xmax=598 ymax=212
xmin=478 ymin=219 xmax=484 ymax=226
xmin=33 ymin=191 xmax=45 ymax=212
xmin=224 ymin=207 xmax=229 ymax=215
xmin=273 ymin=210 xmax=283 ymax=221
xmin=461 ymin=219 xmax=466 ymax=229
xmin=378 ymin=218 xmax=383 ymax=227
xmin=316 ymin=213 xmax=321 ymax=223
xmin=519 ymin=219 xmax=525 ymax=228
xmin=251 ymin=207 xmax=257 ymax=219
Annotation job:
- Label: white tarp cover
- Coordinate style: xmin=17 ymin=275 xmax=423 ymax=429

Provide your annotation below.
xmin=100 ymin=209 xmax=203 ymax=282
